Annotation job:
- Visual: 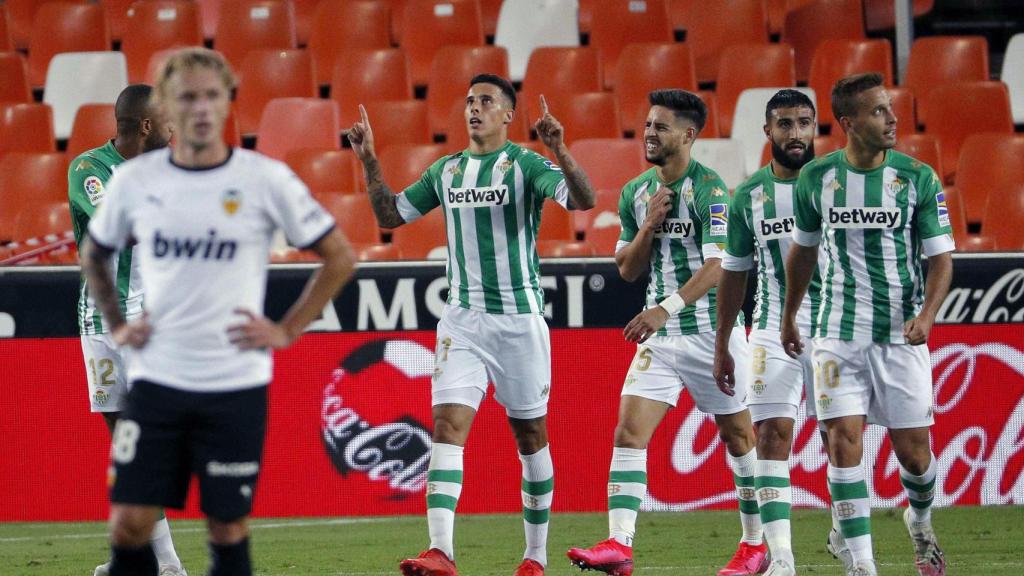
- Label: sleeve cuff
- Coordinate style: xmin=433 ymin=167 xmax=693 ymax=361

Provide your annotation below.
xmin=614 ymin=240 xmax=630 ymax=254
xmin=87 ymin=229 xmax=118 ymax=253
xmin=922 ymin=233 xmax=955 ymax=257
xmin=553 ymin=180 xmax=569 ymax=208
xmin=296 ymin=223 xmax=336 ymax=250
xmin=722 ymin=253 xmax=754 ymax=271
xmin=793 ymin=227 xmax=821 ymax=247
xmin=395 ymin=193 xmax=422 ymax=224
xmin=702 ymin=243 xmax=725 ymax=260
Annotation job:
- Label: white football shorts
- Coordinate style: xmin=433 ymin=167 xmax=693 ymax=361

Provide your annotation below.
xmin=746 ymin=329 xmax=817 ymax=422
xmin=81 ymin=332 xmax=130 ymax=412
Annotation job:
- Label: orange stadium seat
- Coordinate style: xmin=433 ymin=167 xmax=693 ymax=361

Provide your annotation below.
xmin=355 ymin=242 xmax=403 ymax=262
xmin=905 ymin=36 xmax=989 ymax=127
xmin=379 ymin=0 xmax=409 ymax=44
xmin=668 ymin=0 xmax=770 ymax=84
xmin=940 ymin=185 xmax=968 ymax=247
xmin=538 ymin=202 xmax=574 ymax=242
xmin=427 ymin=45 xmax=509 ymax=138
xmin=982 ymin=182 xmax=1024 ymax=250
xmin=213 ymin=0 xmax=296 ymax=71
xmin=6 ymin=0 xmax=88 ymax=51
xmin=0 ymin=5 xmax=12 ymax=51
xmin=391 ymin=209 xmax=447 ymax=260
xmin=196 ymin=0 xmax=218 ymax=39
xmin=585 ymin=224 xmax=623 ymax=256
xmin=865 ymin=0 xmax=934 ymax=31
xmin=781 ymin=0 xmax=865 ymax=83
xmin=255 ymin=98 xmax=339 ymax=161
xmin=402 ymin=0 xmax=484 ymax=87
xmin=309 ymin=1 xmax=391 ymax=87
xmin=574 ymin=188 xmax=621 ymax=234
xmin=538 ymin=240 xmax=595 ymax=258
xmin=285 ymin=149 xmax=362 ymax=198
xmin=144 ymin=48 xmax=178 ymax=84
xmin=479 ymin=0 xmax=504 ymax=37
xmin=894 ymin=134 xmax=943 ymax=182
xmin=0 ymin=103 xmax=56 ymax=157
xmin=357 ymin=100 xmax=432 ymax=156
xmin=13 ymin=201 xmax=71 ymax=242
xmin=65 ymin=104 xmax=116 ymax=160
xmin=0 ymin=52 xmax=31 ymax=103
xmin=698 ymin=91 xmax=721 ymax=138
xmin=101 ymin=0 xmax=136 ymax=42
xmin=716 ymin=43 xmax=796 ymax=137
xmin=332 ymin=49 xmax=413 ymax=129
xmin=0 ymin=153 xmax=69 ymax=242
xmin=766 ymin=0 xmax=815 ymax=36
xmin=590 ymin=0 xmax=673 ymax=90
xmin=955 ymin=134 xmax=1024 ymax=227
xmin=28 ymin=3 xmax=110 ymax=87
xmin=521 ymin=47 xmax=603 ymax=108
xmin=235 ymin=50 xmax=316 ymax=136
xmin=956 ymin=233 xmax=996 ymax=252
xmin=809 ymin=39 xmax=894 ymax=129
xmin=926 ymin=82 xmax=1013 ymax=183
xmin=290 ymin=0 xmax=318 ymax=46
xmin=569 ymin=139 xmax=646 ymax=192
xmin=379 ymin=144 xmax=447 ymax=192
xmin=615 ymin=43 xmax=697 ymax=136
xmin=121 ymin=0 xmax=203 ymax=84
xmin=319 ymin=194 xmax=381 ymax=245
xmin=444 ymin=99 xmax=529 ymax=153
xmin=528 ymin=92 xmax=621 ymax=145
xmin=224 ymin=104 xmax=241 ymax=148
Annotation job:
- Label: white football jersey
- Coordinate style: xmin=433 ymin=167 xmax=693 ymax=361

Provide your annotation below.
xmin=89 ymin=148 xmax=335 ymax=392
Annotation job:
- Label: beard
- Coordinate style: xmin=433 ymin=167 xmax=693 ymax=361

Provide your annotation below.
xmin=645 ymin=142 xmax=677 ymax=166
xmin=771 ymin=140 xmax=815 ymax=170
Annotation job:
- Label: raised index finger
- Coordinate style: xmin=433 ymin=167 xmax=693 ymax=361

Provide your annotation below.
xmin=539 ymin=94 xmax=549 ymax=116
xmin=358 ymin=104 xmax=369 ymax=126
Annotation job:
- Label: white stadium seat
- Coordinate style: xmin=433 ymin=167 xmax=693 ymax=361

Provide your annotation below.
xmin=43 ymin=52 xmax=128 ymax=140
xmin=494 ymin=0 xmax=579 ymax=82
xmin=691 ymin=138 xmax=747 ymax=190
xmin=1001 ymin=33 xmax=1024 ymax=124
xmin=731 ymin=87 xmax=817 ymax=176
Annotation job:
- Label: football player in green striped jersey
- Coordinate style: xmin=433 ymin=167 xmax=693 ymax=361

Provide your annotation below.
xmin=782 ymin=73 xmax=954 ymax=576
xmin=568 ymin=90 xmax=765 ymax=576
xmin=67 ymin=84 xmax=186 ymax=576
xmin=349 ymin=74 xmax=595 ymax=576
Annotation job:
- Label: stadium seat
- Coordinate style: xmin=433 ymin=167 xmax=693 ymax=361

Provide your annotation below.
xmin=808 ymin=39 xmax=894 ymax=129
xmin=573 ymin=188 xmax=620 ymax=234
xmin=402 ymin=0 xmax=484 ymax=87
xmin=42 ymin=52 xmax=128 ymax=140
xmin=590 ymin=0 xmax=673 ymax=89
xmin=905 ymin=36 xmax=989 ymax=127
xmin=290 ymin=0 xmax=319 ymax=46
xmin=521 ymin=47 xmax=603 ymax=110
xmin=308 ymin=0 xmax=391 ymax=87
xmin=538 ymin=240 xmax=595 ymax=258
xmin=65 ymin=104 xmax=116 ymax=160
xmin=716 ymin=43 xmax=796 ymax=137
xmin=121 ymin=0 xmax=203 ymax=83
xmin=731 ymin=87 xmax=817 ymax=175
xmin=494 ymin=0 xmax=578 ymax=82
xmin=196 ymin=0 xmax=218 ymax=39
xmin=444 ymin=99 xmax=529 ymax=153
xmin=143 ymin=48 xmax=177 ymax=84
xmin=0 ymin=103 xmax=55 ymax=157
xmin=0 ymin=5 xmax=11 ymax=51
xmin=760 ymin=135 xmax=844 ymax=167
xmin=0 ymin=152 xmax=69 ymax=242
xmin=319 ymin=194 xmax=381 ymax=245
xmin=781 ymin=0 xmax=866 ymax=83
xmin=698 ymin=91 xmax=721 ymax=139
xmin=0 ymin=52 xmax=31 ymax=103
xmin=28 ymin=3 xmax=111 ymax=88
xmin=615 ymin=43 xmax=697 ymax=136
xmin=213 ymin=0 xmax=296 ymax=70
xmin=285 ymin=149 xmax=362 ymax=198
xmin=691 ymin=139 xmax=747 ymax=190
xmin=101 ymin=0 xmax=136 ymax=42
xmin=538 ymin=202 xmax=574 ymax=242
xmin=13 ymin=201 xmax=72 ymax=243
xmin=526 ymin=92 xmax=621 ymax=145
xmin=354 ymin=242 xmax=403 ymax=262
xmin=390 ymin=209 xmax=447 ymax=260
xmin=357 ymin=100 xmax=432 ymax=155
xmin=378 ymin=144 xmax=448 ymax=192
xmin=224 ymin=104 xmax=241 ymax=148
xmin=1001 ymin=33 xmax=1024 ymax=125
xmin=956 ymin=233 xmax=996 ymax=252
xmin=478 ymin=0 xmax=503 ymax=37
xmin=427 ymin=45 xmax=509 ymax=138
xmin=585 ymin=224 xmax=623 ymax=256
xmin=766 ymin=0 xmax=816 ymax=37
xmin=6 ymin=0 xmax=89 ymax=52
xmin=954 ymin=134 xmax=1024 ymax=226
xmin=940 ymin=185 xmax=968 ymax=247
xmin=569 ymin=139 xmax=647 ymax=192
xmin=864 ymin=0 xmax=934 ymax=31
xmin=235 ymin=50 xmax=315 ymax=136
xmin=982 ymin=182 xmax=1024 ymax=251
xmin=331 ymin=49 xmax=413 ymax=129
xmin=668 ymin=0 xmax=770 ymax=84
xmin=256 ymin=98 xmax=340 ymax=161
xmin=380 ymin=0 xmax=409 ymax=44
xmin=894 ymin=134 xmax=943 ymax=183
xmin=926 ymin=82 xmax=1013 ymax=182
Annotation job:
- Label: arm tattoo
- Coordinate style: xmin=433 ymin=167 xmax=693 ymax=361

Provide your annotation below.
xmin=362 ymin=156 xmax=405 ymax=229
xmin=81 ymin=238 xmax=126 ymax=330
xmin=554 ymin=148 xmax=596 ymax=210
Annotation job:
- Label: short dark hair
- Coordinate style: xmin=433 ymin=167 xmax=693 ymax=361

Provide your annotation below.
xmin=765 ymin=89 xmax=816 ymax=122
xmin=469 ymin=73 xmax=516 ymax=110
xmin=115 ymin=84 xmax=154 ymax=135
xmin=831 ymin=72 xmax=885 ymax=123
xmin=648 ymin=89 xmax=706 ymax=131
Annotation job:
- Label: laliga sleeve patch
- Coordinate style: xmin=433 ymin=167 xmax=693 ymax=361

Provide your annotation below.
xmin=710 ymin=203 xmax=728 ymax=236
xmin=936 ymin=189 xmax=950 ymax=228
xmin=84 ymin=176 xmax=105 ymax=206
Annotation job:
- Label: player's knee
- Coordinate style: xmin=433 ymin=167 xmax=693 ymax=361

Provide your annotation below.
xmin=755 ymin=424 xmax=793 ymax=459
xmin=613 ymin=423 xmax=648 ymax=449
xmin=718 ymin=422 xmax=755 ymax=454
xmin=208 ymin=518 xmax=248 ymax=545
xmin=510 ymin=417 xmax=548 ymax=454
xmin=109 ymin=510 xmax=154 ymax=547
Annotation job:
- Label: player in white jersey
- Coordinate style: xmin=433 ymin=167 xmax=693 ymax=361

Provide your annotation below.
xmin=68 ymin=84 xmax=187 ymax=576
xmin=348 ymin=74 xmax=595 ymax=576
xmin=568 ymin=90 xmax=765 ymax=576
xmin=782 ymin=73 xmax=954 ymax=576
xmin=716 ymin=89 xmax=850 ymax=576
xmin=81 ymin=48 xmax=355 ymax=576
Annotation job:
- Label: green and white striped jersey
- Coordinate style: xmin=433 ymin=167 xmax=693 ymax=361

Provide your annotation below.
xmin=68 ymin=140 xmax=143 ymax=335
xmin=793 ymin=149 xmax=955 ymax=344
xmin=394 ymin=141 xmax=568 ymax=315
xmin=617 ymin=160 xmax=732 ymax=336
xmin=723 ymin=165 xmax=822 ymax=334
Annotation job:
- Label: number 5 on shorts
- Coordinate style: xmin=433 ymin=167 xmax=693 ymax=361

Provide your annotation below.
xmin=111 ymin=419 xmax=141 ymax=464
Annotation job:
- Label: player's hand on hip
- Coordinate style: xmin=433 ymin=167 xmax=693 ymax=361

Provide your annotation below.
xmin=714 ymin=348 xmax=737 ymax=396
xmin=642 ymin=187 xmax=674 ymax=232
xmin=624 ymin=307 xmax=669 ymax=343
xmin=348 ymin=104 xmax=376 ymax=161
xmin=780 ymin=318 xmax=803 ymax=359
xmin=534 ymin=95 xmax=565 ymax=149
xmin=112 ymin=312 xmax=152 ymax=349
xmin=227 ymin=308 xmax=293 ymax=350
xmin=903 ymin=314 xmax=933 ymax=345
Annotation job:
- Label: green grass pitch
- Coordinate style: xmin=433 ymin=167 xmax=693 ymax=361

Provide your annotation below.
xmin=1 ymin=507 xmax=1020 ymax=575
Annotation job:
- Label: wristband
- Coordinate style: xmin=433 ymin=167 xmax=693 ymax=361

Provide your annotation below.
xmin=658 ymin=293 xmax=686 ymax=315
